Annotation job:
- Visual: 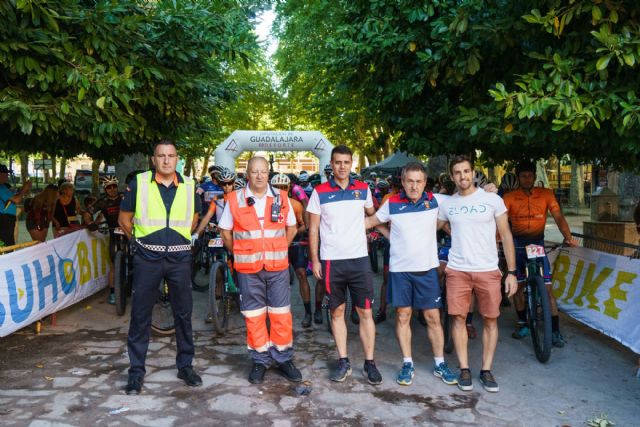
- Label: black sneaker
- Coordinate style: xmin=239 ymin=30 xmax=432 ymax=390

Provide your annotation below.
xmin=313 ymin=311 xmax=323 ymax=325
xmin=248 ymin=363 xmax=267 ymax=384
xmin=177 ymin=366 xmax=202 ymax=387
xmin=350 ymin=309 xmax=360 ymax=325
xmin=374 ymin=309 xmax=386 ymax=324
xmin=363 ymin=361 xmax=382 ymax=385
xmin=277 ymin=361 xmax=303 ymax=382
xmin=329 ymin=358 xmax=352 ymax=382
xmin=302 ymin=313 xmax=312 ymax=328
xmin=479 ymin=370 xmax=499 ymax=392
xmin=457 ymin=369 xmax=473 ymax=391
xmin=125 ymin=375 xmax=143 ymax=395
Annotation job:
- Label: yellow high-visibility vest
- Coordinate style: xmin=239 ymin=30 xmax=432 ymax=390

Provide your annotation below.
xmin=133 ymin=171 xmax=194 ymax=241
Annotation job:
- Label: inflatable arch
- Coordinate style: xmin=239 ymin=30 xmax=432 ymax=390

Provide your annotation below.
xmin=214 ymin=130 xmax=334 ymax=175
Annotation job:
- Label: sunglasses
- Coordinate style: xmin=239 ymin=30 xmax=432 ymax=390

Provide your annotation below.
xmin=105 ymin=185 xmax=117 ymax=190
xmin=221 ymin=181 xmax=235 ymax=187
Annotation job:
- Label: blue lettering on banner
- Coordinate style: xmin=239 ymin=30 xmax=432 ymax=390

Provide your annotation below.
xmin=7 ymin=265 xmax=34 ymax=324
xmin=35 ymin=256 xmax=58 ymax=310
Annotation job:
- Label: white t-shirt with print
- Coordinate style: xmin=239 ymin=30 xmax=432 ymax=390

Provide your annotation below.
xmin=437 ymin=188 xmax=506 ymax=272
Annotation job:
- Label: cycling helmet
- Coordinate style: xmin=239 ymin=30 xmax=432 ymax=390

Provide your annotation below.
xmin=218 ymin=168 xmax=236 ymax=183
xmin=376 ymin=179 xmax=390 ymax=189
xmin=473 ymin=170 xmax=488 ymax=188
xmin=233 ymin=177 xmax=246 ymax=190
xmin=270 ymin=173 xmax=290 ymax=186
xmin=515 ymin=160 xmax=536 ymax=176
xmin=364 ymin=179 xmax=375 ymax=191
xmin=100 ymin=175 xmax=119 ymax=188
xmin=349 ymin=172 xmax=360 ymax=181
xmin=500 ymin=172 xmax=519 ymax=192
xmin=208 ymin=165 xmax=224 ymax=175
xmin=299 ymin=171 xmax=310 ymax=183
xmin=369 ymin=171 xmax=378 ymax=178
xmin=323 ymin=164 xmax=332 ymax=174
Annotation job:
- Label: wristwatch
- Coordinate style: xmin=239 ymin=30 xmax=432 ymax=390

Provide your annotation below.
xmin=506 ymin=270 xmax=517 ymax=276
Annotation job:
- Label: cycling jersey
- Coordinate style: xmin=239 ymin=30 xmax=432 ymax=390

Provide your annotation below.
xmin=206 ymin=193 xmax=228 ymax=224
xmin=503 ymin=187 xmax=560 ymax=239
xmin=94 ymin=195 xmax=123 ymax=229
xmin=291 ymin=184 xmax=308 ymax=204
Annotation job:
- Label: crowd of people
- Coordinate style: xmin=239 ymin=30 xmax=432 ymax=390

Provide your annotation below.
xmin=2 ymin=143 xmax=610 ymax=394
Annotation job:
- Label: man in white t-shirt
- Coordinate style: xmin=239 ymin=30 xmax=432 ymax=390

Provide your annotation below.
xmin=437 ymin=155 xmax=517 ymax=393
xmin=218 ymin=157 xmax=300 ymax=385
xmin=307 ymin=145 xmax=382 ymax=385
xmin=365 ymin=162 xmax=457 ymax=387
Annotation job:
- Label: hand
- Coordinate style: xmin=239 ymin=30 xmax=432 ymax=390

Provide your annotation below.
xmin=504 ymin=273 xmax=518 ymax=298
xmin=190 ymin=233 xmax=199 ymax=245
xmin=312 ymin=260 xmax=322 ymax=280
xmin=563 ymin=237 xmax=579 ymax=247
xmin=483 ymin=183 xmax=498 ymax=193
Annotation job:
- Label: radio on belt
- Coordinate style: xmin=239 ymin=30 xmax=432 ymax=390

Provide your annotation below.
xmin=271 ymin=195 xmax=281 ymax=222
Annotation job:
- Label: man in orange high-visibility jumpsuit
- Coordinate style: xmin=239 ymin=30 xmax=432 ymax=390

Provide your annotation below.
xmin=219 ymin=157 xmax=301 ymax=384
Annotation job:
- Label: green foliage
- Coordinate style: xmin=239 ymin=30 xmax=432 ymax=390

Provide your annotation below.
xmin=0 ymin=0 xmax=261 ymax=160
xmin=275 ymin=0 xmax=640 ymax=169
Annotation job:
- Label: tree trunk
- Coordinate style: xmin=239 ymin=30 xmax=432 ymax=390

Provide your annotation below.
xmin=184 ymin=157 xmax=193 ymax=177
xmin=569 ymin=160 xmax=584 ymax=208
xmin=91 ymin=159 xmax=101 ymax=196
xmin=50 ymin=154 xmax=57 ymax=180
xmin=536 ymin=159 xmax=549 ymax=188
xmin=59 ymin=156 xmax=67 ymax=180
xmin=115 ymin=153 xmax=148 ymax=190
xmin=42 ymin=153 xmax=50 ymax=182
xmin=19 ymin=152 xmax=29 ymax=185
xmin=201 ymin=147 xmax=214 ymax=179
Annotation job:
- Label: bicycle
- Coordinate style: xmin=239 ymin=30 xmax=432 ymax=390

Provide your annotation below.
xmin=112 ymin=227 xmax=133 ymax=316
xmin=207 ymin=236 xmax=239 ymax=335
xmin=367 ymin=231 xmax=385 ymax=273
xmin=520 ymin=243 xmax=562 ymax=363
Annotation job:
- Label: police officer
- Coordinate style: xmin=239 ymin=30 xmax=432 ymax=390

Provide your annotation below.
xmin=118 ymin=140 xmax=202 ymax=394
xmin=218 ymin=157 xmax=301 ymax=384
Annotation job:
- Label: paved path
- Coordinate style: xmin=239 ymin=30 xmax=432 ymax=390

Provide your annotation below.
xmin=1 ymin=215 xmax=638 ymax=426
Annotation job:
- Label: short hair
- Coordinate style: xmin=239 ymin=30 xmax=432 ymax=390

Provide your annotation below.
xmin=449 ymin=155 xmax=474 ymax=175
xmin=401 ymin=162 xmax=427 ymax=180
xmin=153 ymin=139 xmax=177 ymax=154
xmin=247 ymin=156 xmax=268 ymax=172
xmin=331 ymin=144 xmax=352 ymax=161
xmin=59 ymin=182 xmax=75 ymax=194
xmin=515 ymin=160 xmax=536 ymax=176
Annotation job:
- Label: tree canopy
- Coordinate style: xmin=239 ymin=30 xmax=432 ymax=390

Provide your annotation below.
xmin=274 ymin=0 xmax=640 ymax=170
xmin=0 ymin=0 xmax=263 ymax=160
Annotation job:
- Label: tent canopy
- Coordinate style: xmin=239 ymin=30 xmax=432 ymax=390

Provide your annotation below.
xmin=362 ymin=151 xmax=424 ymax=176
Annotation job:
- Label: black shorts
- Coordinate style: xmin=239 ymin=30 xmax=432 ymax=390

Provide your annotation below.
xmin=322 ymin=256 xmax=374 ymax=310
xmin=288 ymin=244 xmax=308 ymax=270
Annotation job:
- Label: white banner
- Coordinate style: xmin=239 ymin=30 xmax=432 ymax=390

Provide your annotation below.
xmin=0 ymin=229 xmax=110 ymax=337
xmin=549 ymin=246 xmax=640 ymax=354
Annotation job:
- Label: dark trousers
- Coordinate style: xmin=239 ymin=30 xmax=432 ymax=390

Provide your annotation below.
xmin=127 ymin=255 xmax=194 ymax=378
xmin=0 ymin=214 xmax=16 ymax=246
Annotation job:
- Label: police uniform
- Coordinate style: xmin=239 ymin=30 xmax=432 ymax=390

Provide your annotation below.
xmin=120 ymin=170 xmax=200 ymax=379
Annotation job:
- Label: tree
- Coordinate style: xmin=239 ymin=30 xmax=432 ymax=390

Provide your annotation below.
xmin=0 ymin=0 xmax=262 ymax=159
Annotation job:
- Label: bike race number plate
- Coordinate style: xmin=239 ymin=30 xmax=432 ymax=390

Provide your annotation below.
xmin=208 ymin=238 xmax=223 ymax=248
xmin=525 ymin=245 xmax=545 ymax=259
xmin=113 ymin=227 xmax=125 ymax=235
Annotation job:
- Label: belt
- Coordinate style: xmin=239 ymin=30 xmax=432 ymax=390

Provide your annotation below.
xmin=135 ymin=239 xmax=191 ymax=253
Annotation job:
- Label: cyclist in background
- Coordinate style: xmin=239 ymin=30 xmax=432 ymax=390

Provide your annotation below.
xmin=503 ymin=160 xmax=578 ymax=348
xmin=288 ymin=173 xmax=309 ymax=208
xmin=93 ymin=175 xmax=124 ymax=305
xmin=323 ymin=164 xmax=333 ymax=182
xmin=197 ymin=166 xmax=224 ymax=215
xmin=299 ymin=171 xmax=314 ymax=198
xmin=271 ymin=173 xmax=316 ymax=328
xmin=193 ymin=169 xmax=236 ymax=236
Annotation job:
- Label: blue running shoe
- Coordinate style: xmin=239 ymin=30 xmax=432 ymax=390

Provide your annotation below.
xmin=434 ymin=362 xmax=457 ymax=385
xmin=512 ymin=324 xmax=530 ymax=339
xmin=396 ymin=362 xmax=415 ymax=386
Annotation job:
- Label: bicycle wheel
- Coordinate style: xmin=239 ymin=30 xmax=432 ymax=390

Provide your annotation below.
xmin=528 ymin=275 xmax=552 ymax=363
xmin=441 ymin=280 xmax=453 ymax=354
xmin=369 ymin=243 xmax=379 ymax=273
xmin=191 ymin=244 xmax=209 ymax=292
xmin=113 ymin=251 xmax=127 ymax=316
xmin=208 ymin=261 xmax=225 ymax=335
xmin=151 ymin=281 xmax=175 ymax=336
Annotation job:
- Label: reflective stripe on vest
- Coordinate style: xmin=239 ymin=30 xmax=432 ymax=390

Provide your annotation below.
xmin=229 ymin=188 xmax=289 ymax=274
xmin=134 ymin=171 xmax=194 ymax=241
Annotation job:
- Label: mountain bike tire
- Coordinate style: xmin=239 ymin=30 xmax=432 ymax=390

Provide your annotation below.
xmin=113 ymin=251 xmax=127 ymax=316
xmin=208 ymin=261 xmax=225 ymax=335
xmin=151 ymin=281 xmax=175 ymax=336
xmin=528 ymin=275 xmax=552 ymax=363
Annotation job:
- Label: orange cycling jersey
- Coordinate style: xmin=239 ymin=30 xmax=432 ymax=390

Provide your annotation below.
xmin=503 ymin=187 xmax=560 ymax=239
